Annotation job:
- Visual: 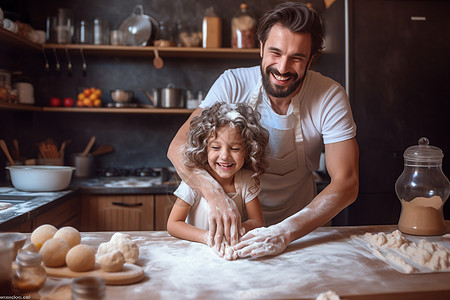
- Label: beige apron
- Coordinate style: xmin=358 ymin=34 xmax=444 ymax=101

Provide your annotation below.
xmin=249 ymin=79 xmax=316 ymax=225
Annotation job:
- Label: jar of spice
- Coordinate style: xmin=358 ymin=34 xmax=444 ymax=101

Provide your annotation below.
xmin=202 ymin=6 xmax=221 ymax=48
xmin=13 ymin=250 xmax=47 ymax=292
xmin=72 ymin=276 xmax=105 ymax=299
xmin=231 ymin=3 xmax=257 ymax=48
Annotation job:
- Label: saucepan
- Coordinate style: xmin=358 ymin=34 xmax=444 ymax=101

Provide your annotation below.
xmin=143 ymin=83 xmax=185 ymax=108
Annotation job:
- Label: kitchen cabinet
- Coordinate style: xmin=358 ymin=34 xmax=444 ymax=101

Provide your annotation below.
xmin=5 ymin=195 xmax=81 ymax=232
xmin=81 ymin=194 xmax=154 ymax=231
xmin=154 ymin=194 xmax=175 ymax=231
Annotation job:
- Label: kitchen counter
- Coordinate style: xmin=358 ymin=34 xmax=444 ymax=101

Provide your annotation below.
xmin=17 ymin=224 xmax=450 ymax=299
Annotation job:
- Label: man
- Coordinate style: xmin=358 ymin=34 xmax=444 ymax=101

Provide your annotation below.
xmin=168 ymin=2 xmax=359 ymax=258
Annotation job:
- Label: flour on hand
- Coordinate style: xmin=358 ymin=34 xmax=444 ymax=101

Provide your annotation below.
xmin=316 ymin=290 xmax=340 ymax=300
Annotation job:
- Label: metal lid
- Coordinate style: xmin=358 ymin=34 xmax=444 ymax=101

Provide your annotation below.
xmin=404 ymin=137 xmax=444 ymax=165
xmin=16 ymin=249 xmax=42 ymax=266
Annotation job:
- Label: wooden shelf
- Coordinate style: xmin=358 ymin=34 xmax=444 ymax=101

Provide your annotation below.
xmin=43 ymin=44 xmax=260 ymax=59
xmin=0 ymin=27 xmax=42 ymax=51
xmin=0 ymin=102 xmax=194 ymax=114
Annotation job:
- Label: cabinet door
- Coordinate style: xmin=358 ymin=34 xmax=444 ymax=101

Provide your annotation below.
xmin=154 ymin=194 xmax=176 ymax=231
xmin=82 ymin=195 xmax=154 ymax=231
xmin=34 ymin=196 xmax=81 ymax=230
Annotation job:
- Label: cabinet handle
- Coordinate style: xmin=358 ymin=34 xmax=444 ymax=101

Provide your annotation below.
xmin=112 ymin=202 xmax=143 ymax=207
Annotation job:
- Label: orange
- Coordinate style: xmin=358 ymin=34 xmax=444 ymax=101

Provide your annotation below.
xmin=77 ymin=93 xmax=85 ymax=101
xmin=83 ymin=98 xmax=92 ymax=106
xmin=94 ymin=99 xmax=101 ymax=107
xmin=89 ymin=93 xmax=97 ymax=101
xmin=77 ymin=100 xmax=84 ymax=107
xmin=83 ymin=88 xmax=91 ymax=97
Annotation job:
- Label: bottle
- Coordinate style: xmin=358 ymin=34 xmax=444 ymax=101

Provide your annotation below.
xmin=395 ymin=137 xmax=450 ymax=235
xmin=231 ymin=3 xmax=257 ymax=48
xmin=13 ymin=250 xmax=47 ymax=292
xmin=202 ymin=7 xmax=221 ymax=48
xmin=0 ymin=75 xmax=8 ymax=102
xmin=72 ymin=276 xmax=105 ymax=299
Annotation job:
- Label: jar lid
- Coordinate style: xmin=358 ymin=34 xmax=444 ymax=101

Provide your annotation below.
xmin=16 ymin=249 xmax=42 ymax=266
xmin=404 ymin=137 xmax=444 ymax=164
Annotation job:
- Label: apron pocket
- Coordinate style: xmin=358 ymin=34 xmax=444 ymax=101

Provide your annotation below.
xmin=266 ymin=150 xmax=299 ymax=176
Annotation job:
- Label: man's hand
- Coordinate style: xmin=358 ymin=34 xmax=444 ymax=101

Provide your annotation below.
xmin=233 ymin=225 xmax=289 ymax=258
xmin=207 ymin=195 xmax=241 ymax=250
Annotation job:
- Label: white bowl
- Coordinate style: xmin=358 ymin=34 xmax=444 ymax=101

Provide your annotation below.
xmin=6 ymin=165 xmax=75 ymax=192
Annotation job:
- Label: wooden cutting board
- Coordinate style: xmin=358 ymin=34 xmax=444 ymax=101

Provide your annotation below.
xmin=44 ymin=263 xmax=145 ymax=285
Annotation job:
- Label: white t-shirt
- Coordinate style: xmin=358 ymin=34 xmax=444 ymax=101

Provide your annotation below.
xmin=198 ymin=66 xmax=356 ymax=224
xmin=173 ymin=169 xmax=261 ymax=230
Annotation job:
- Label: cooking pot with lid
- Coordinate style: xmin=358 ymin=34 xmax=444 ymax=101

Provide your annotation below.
xmin=144 ymin=83 xmax=185 ymax=108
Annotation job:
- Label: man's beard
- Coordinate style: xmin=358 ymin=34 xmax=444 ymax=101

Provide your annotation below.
xmin=260 ymin=65 xmax=304 ymax=98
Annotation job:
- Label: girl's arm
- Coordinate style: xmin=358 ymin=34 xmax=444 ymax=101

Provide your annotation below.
xmin=241 ymin=196 xmax=265 ymax=234
xmin=167 ymin=198 xmax=209 ymax=245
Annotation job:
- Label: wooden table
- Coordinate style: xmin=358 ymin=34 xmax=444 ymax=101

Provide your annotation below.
xmin=26 ymin=224 xmax=450 ymax=299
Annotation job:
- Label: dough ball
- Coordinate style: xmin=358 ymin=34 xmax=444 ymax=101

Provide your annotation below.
xmin=97 ymin=250 xmax=125 ymax=272
xmin=40 ymin=238 xmax=70 ymax=267
xmin=31 ymin=224 xmax=57 ymax=250
xmin=54 ymin=226 xmax=81 ymax=249
xmin=66 ymin=244 xmax=96 ymax=272
xmin=96 ymin=233 xmax=139 ymax=264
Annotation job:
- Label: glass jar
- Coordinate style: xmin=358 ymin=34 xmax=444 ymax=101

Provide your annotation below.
xmin=72 ymin=276 xmax=105 ymax=300
xmin=13 ymin=250 xmax=47 ymax=292
xmin=231 ymin=3 xmax=256 ymax=48
xmin=395 ymin=137 xmax=450 ymax=235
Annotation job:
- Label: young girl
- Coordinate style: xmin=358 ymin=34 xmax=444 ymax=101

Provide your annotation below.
xmin=167 ymin=102 xmax=269 ymax=259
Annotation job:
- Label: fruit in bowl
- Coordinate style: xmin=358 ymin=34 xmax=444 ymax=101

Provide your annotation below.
xmin=77 ymin=87 xmax=102 ymax=107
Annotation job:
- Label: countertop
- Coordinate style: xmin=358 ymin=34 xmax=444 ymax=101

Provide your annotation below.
xmin=18 ymin=224 xmax=450 ymax=300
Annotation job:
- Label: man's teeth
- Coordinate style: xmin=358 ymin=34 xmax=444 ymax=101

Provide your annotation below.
xmin=273 ymin=73 xmax=289 ymax=81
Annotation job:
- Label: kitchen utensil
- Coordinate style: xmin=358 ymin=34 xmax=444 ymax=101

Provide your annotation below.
xmin=143 ymin=89 xmax=161 ymax=107
xmin=110 ymin=89 xmax=133 ymax=103
xmin=119 ymin=4 xmax=151 ymax=46
xmin=6 ymin=165 xmax=75 ymax=192
xmin=90 ymin=144 xmax=114 ymax=156
xmin=0 ymin=139 xmax=15 ymax=166
xmin=80 ymin=48 xmax=87 ymax=75
xmin=53 ymin=48 xmax=61 ymax=72
xmin=81 ymin=136 xmax=96 ymax=156
xmin=153 ymin=48 xmax=164 ymax=69
xmin=12 ymin=139 xmax=19 ymax=161
xmin=45 ymin=263 xmax=144 ymax=285
xmin=395 ymin=137 xmax=449 ymax=236
xmin=42 ymin=48 xmax=50 ymax=72
xmin=143 ymin=84 xmax=184 ymax=108
xmin=72 ymin=153 xmax=94 ymax=178
xmin=0 ymin=239 xmax=13 ymax=294
xmin=65 ymin=48 xmax=72 ymax=74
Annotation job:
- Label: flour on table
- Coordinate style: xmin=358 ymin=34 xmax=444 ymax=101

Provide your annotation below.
xmin=0 ymin=202 xmax=13 ymax=211
xmin=316 ymin=290 xmax=340 ymax=300
xmin=355 ymin=230 xmax=450 ymax=273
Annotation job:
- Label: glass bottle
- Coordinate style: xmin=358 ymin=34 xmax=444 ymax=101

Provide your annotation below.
xmin=13 ymin=250 xmax=47 ymax=292
xmin=395 ymin=137 xmax=450 ymax=235
xmin=231 ymin=3 xmax=257 ymax=48
xmin=202 ymin=6 xmax=221 ymax=48
xmin=72 ymin=276 xmax=105 ymax=299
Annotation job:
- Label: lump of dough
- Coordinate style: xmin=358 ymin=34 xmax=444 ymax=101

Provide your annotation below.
xmin=31 ymin=224 xmax=57 ymax=250
xmin=96 ymin=233 xmax=139 ymax=264
xmin=40 ymin=238 xmax=70 ymax=267
xmin=54 ymin=226 xmax=81 ymax=249
xmin=66 ymin=244 xmax=96 ymax=272
xmin=97 ymin=250 xmax=125 ymax=272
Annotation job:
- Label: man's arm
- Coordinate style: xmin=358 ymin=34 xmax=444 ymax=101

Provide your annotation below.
xmin=167 ymin=108 xmax=242 ymax=247
xmin=234 ymin=138 xmax=359 ymax=257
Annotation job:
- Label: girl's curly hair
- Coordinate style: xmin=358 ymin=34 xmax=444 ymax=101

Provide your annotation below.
xmin=183 ymin=102 xmax=269 ymax=185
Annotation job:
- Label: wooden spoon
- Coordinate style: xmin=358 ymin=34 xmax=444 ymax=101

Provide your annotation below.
xmin=81 ymin=136 xmax=96 ymax=156
xmin=90 ymin=145 xmax=114 ymax=156
xmin=0 ymin=139 xmax=15 ymax=165
xmin=153 ymin=48 xmax=164 ymax=69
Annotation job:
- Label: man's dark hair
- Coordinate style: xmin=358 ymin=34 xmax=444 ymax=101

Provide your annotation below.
xmin=256 ymin=1 xmax=324 ymax=57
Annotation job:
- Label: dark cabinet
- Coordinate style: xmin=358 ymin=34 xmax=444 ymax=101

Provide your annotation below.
xmin=323 ymin=0 xmax=450 ymax=225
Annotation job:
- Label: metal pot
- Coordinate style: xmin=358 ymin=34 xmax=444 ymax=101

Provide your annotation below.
xmin=144 ymin=83 xmax=185 ymax=108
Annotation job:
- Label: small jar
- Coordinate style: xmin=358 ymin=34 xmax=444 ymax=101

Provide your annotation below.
xmin=13 ymin=250 xmax=47 ymax=292
xmin=395 ymin=137 xmax=450 ymax=235
xmin=72 ymin=276 xmax=105 ymax=300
